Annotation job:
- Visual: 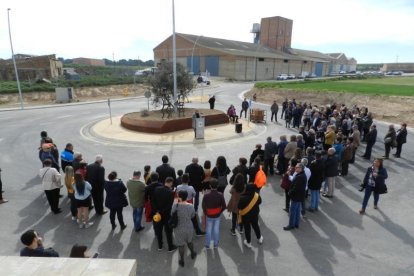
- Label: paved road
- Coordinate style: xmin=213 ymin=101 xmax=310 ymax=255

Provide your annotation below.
xmin=0 ymin=82 xmax=413 ymax=275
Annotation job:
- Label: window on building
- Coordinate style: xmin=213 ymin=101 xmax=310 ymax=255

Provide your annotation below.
xmin=284 ymin=59 xmax=289 ymax=63
xmin=258 ymin=58 xmax=264 ymax=62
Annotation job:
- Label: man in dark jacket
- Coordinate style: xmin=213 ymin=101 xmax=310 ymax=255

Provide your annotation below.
xmin=20 ymin=230 xmax=59 ymax=257
xmin=240 ymin=98 xmax=249 ymax=118
xmin=208 ymin=95 xmax=215 ymax=109
xmin=202 ymin=178 xmax=226 ymax=249
xmin=185 ymin=157 xmax=205 ymax=212
xmin=394 ymin=123 xmax=408 ymax=158
xmin=152 ymin=177 xmax=176 ymax=252
xmin=362 ymin=124 xmax=377 ymax=160
xmin=60 ymin=143 xmax=74 ymax=171
xmin=270 ymin=100 xmax=279 ymax=122
xmin=323 ymin=148 xmax=338 ymax=198
xmin=156 ymin=155 xmax=177 ymax=185
xmin=284 ymin=163 xmax=307 ymax=230
xmin=263 ymin=137 xmax=278 ymax=175
xmin=308 ymin=152 xmax=324 ymax=211
xmin=86 ymin=155 xmax=107 ymax=215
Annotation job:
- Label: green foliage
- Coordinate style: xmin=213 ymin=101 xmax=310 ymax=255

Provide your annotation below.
xmin=148 ymin=62 xmax=194 ymax=108
xmin=254 ymin=77 xmax=414 ymax=96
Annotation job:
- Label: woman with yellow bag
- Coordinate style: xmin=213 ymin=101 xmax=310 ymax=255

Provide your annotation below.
xmin=237 ymin=184 xmax=263 ymax=248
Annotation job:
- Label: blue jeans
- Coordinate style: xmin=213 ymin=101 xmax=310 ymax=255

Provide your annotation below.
xmin=288 ymin=201 xmax=301 ymax=228
xmin=132 ymin=207 xmax=144 ymax=230
xmin=310 ymin=189 xmax=319 ymax=210
xmin=362 ymin=185 xmax=379 ymax=209
xmin=205 ymin=216 xmax=221 ymax=247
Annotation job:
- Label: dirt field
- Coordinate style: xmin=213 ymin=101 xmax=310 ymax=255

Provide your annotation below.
xmin=245 ymin=88 xmax=414 ymax=126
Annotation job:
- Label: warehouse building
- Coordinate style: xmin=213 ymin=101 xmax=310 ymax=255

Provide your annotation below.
xmin=153 ymin=16 xmax=356 ymax=81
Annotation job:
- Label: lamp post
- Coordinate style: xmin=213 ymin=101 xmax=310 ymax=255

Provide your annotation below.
xmin=7 ymin=8 xmax=24 ymax=110
xmin=191 ymin=35 xmax=202 ymax=74
xmin=172 ymin=0 xmax=178 ymax=112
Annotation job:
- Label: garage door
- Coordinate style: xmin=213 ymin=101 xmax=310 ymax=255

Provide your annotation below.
xmin=205 ymin=56 xmax=219 ymax=76
xmin=315 ymin=62 xmax=323 ymax=76
xmin=186 ymin=56 xmax=200 ymax=74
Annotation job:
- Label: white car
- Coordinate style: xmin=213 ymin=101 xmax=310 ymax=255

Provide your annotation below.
xmin=277 ymin=74 xmax=288 ymax=80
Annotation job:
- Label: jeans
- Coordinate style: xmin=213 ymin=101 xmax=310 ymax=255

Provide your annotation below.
xmin=362 ymin=185 xmax=379 ymax=209
xmin=240 ymin=108 xmax=247 ymax=118
xmin=385 ymin=143 xmax=391 ymax=158
xmin=310 ymin=189 xmax=319 ymax=210
xmin=231 ymin=212 xmax=243 ymax=232
xmin=263 ymin=157 xmax=275 ymax=175
xmin=205 ymin=216 xmax=221 ymax=248
xmin=288 ymin=201 xmax=301 ymax=228
xmin=110 ymin=207 xmax=125 ymax=227
xmin=284 ymin=189 xmax=291 ymax=210
xmin=271 ymin=111 xmax=278 ymax=122
xmin=132 ymin=207 xmax=144 ymax=230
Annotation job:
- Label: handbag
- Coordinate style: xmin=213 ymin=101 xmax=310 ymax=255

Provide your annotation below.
xmin=168 ymin=204 xmax=179 ymax=228
xmin=384 ymin=137 xmax=392 ymax=144
xmin=375 ymin=183 xmax=388 ymax=194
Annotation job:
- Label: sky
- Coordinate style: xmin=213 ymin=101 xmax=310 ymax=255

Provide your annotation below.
xmin=0 ymin=0 xmax=413 ymax=64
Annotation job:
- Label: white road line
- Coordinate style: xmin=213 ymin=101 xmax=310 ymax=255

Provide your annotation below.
xmin=56 ymin=115 xmax=74 ymax=119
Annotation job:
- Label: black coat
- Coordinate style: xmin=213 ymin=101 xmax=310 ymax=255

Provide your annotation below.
xmin=396 ymin=128 xmax=407 ymax=144
xmin=366 ymin=128 xmax=377 ymax=145
xmin=288 ymin=171 xmax=307 ymax=202
xmin=324 ymin=155 xmax=338 ymax=177
xmin=185 ymin=163 xmax=205 ymax=192
xmin=308 ymin=159 xmax=324 ymax=190
xmin=231 ymin=164 xmax=249 ymax=184
xmin=85 ymin=162 xmax=105 ymax=191
xmin=238 ymin=186 xmax=261 ymax=222
xmin=156 ymin=163 xmax=176 ymax=184
xmin=104 ymin=180 xmax=128 ymax=209
xmin=152 ymin=185 xmax=174 ymax=217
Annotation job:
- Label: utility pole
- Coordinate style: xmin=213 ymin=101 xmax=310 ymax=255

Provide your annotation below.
xmin=172 ymin=0 xmax=178 ymax=112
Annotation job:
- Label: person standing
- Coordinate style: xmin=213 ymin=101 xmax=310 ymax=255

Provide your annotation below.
xmin=362 ymin=124 xmax=377 ymax=160
xmin=350 ymin=125 xmax=360 ymax=163
xmin=74 ymin=172 xmax=93 ymax=228
xmin=156 ymin=155 xmax=177 ymax=185
xmin=172 ymin=190 xmax=197 ymax=267
xmin=276 ymin=135 xmax=288 ymax=175
xmin=126 ymin=171 xmax=146 ymax=232
xmin=308 ymin=152 xmax=324 ymax=212
xmin=64 ymin=166 xmax=77 ymax=220
xmin=281 ymin=98 xmax=288 ymax=119
xmin=152 ymin=177 xmax=177 ymax=252
xmin=208 ymin=95 xmax=215 ymax=109
xmin=85 ymin=155 xmax=107 ymax=215
xmin=283 ymin=163 xmax=306 ymax=230
xmin=240 ymin=98 xmax=249 ymax=119
xmin=323 ymin=148 xmax=338 ymax=198
xmin=185 ymin=157 xmax=205 ymax=212
xmin=211 ymin=156 xmax=230 ymax=194
xmin=270 ymin=100 xmax=279 ymax=122
xmin=39 ymin=143 xmax=60 ymax=172
xmin=238 ymin=184 xmax=263 ymax=248
xmin=202 ymin=179 xmax=226 ymax=249
xmin=324 ymin=125 xmax=336 ymax=151
xmin=359 ymin=158 xmax=388 ymax=214
xmin=104 ymin=171 xmax=128 ymax=231
xmin=191 ymin=110 xmax=201 ymax=138
xmin=39 ymin=159 xmax=62 ymax=214
xmin=60 ymin=143 xmax=74 ymax=171
xmin=394 ymin=123 xmax=407 ymax=158
xmin=0 ymin=168 xmax=8 ymax=204
xmin=20 ymin=230 xmax=59 ymax=257
xmin=230 ymin=157 xmax=249 ymax=184
xmin=263 ymin=137 xmax=278 ymax=176
xmin=227 ymin=173 xmax=245 ymax=235
xmin=383 ymin=124 xmax=397 ymax=159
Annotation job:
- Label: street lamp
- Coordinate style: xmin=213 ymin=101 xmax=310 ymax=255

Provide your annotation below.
xmin=191 ymin=35 xmax=202 ymax=74
xmin=7 ymin=8 xmax=24 ymax=110
xmin=172 ymin=0 xmax=178 ymax=112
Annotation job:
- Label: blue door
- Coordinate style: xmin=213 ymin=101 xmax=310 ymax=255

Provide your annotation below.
xmin=205 ymin=56 xmax=219 ymax=76
xmin=186 ymin=56 xmax=200 ymax=74
xmin=315 ymin=62 xmax=323 ymax=76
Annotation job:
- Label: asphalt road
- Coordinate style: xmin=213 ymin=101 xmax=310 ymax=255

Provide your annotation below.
xmin=0 ymin=82 xmax=413 ymax=276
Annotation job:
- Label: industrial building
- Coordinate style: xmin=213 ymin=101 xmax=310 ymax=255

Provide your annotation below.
xmin=153 ymin=16 xmax=357 ymax=80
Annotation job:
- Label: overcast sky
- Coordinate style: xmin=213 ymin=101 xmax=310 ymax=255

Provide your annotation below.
xmin=0 ymin=0 xmax=413 ymax=63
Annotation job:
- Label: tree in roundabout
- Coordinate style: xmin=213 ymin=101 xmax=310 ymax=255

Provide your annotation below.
xmin=148 ymin=61 xmax=195 ymax=118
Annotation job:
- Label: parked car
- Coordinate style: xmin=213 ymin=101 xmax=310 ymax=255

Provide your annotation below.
xmin=305 ymin=73 xmax=317 ymax=78
xmin=277 ymin=74 xmax=288 ymax=80
xmin=392 ymin=71 xmax=403 ymax=75
xmin=197 ymin=75 xmax=211 ymax=85
xmin=288 ymin=74 xmax=296 ymax=79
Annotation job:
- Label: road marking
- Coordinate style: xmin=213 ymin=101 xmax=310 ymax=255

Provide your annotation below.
xmin=56 ymin=115 xmax=74 ymax=119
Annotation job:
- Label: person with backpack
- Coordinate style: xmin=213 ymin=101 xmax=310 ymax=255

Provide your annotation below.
xmin=211 ymin=156 xmax=230 ymax=194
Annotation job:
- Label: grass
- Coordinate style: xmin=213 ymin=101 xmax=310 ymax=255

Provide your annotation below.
xmin=255 ymin=76 xmax=414 ymax=97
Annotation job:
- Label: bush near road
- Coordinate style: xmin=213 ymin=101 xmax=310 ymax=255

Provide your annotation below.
xmin=255 ymin=76 xmax=414 ymax=97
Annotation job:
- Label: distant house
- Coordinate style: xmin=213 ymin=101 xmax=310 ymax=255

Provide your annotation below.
xmin=381 ymin=63 xmax=414 ymax=73
xmin=327 ymin=53 xmax=357 ymax=73
xmin=72 ymin=57 xmax=105 ymax=67
xmin=0 ymin=54 xmax=63 ymax=81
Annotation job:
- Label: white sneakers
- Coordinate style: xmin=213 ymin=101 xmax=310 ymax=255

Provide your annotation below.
xmin=243 ymin=240 xmax=252 ymax=248
xmin=79 ymin=221 xmax=94 ymax=229
xmin=258 ymin=236 xmax=264 ymax=244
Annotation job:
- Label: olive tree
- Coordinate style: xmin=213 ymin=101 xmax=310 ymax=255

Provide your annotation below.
xmin=148 ymin=61 xmax=194 ymax=116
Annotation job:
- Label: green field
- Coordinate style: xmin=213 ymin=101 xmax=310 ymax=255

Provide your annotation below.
xmin=255 ymin=76 xmax=414 ymax=97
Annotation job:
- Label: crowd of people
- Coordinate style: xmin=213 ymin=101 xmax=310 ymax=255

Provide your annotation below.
xmin=14 ymin=98 xmax=409 ymax=267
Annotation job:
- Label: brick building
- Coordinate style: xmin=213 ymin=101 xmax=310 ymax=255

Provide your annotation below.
xmin=0 ymin=54 xmax=63 ymax=81
xmin=153 ymin=16 xmax=356 ymax=80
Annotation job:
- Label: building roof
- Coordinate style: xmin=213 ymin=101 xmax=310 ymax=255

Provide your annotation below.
xmin=175 ymin=33 xmax=305 ymax=61
xmin=287 ymin=48 xmax=332 ymax=62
